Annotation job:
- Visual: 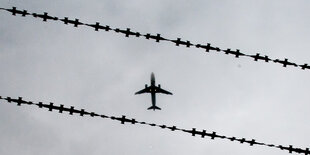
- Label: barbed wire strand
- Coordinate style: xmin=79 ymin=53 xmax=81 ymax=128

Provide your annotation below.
xmin=1 ymin=7 xmax=310 ymax=71
xmin=0 ymin=96 xmax=309 ymax=155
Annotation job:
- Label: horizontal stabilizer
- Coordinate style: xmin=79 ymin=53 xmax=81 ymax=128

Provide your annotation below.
xmin=147 ymin=106 xmax=161 ymax=111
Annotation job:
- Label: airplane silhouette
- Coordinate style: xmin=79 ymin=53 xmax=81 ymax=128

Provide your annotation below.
xmin=32 ymin=12 xmax=58 ymax=21
xmin=2 ymin=7 xmax=29 ymax=16
xmin=170 ymin=38 xmax=192 ymax=47
xmin=273 ymin=58 xmax=298 ymax=67
xmin=114 ymin=28 xmax=140 ymax=37
xmin=144 ymin=33 xmax=167 ymax=42
xmin=60 ymin=17 xmax=84 ymax=27
xmin=86 ymin=22 xmax=111 ymax=31
xmin=195 ymin=43 xmax=220 ymax=52
xmin=135 ymin=73 xmax=172 ymax=111
xmin=249 ymin=53 xmax=270 ymax=62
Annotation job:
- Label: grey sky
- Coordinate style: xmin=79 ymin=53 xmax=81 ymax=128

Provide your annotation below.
xmin=0 ymin=0 xmax=310 ymax=154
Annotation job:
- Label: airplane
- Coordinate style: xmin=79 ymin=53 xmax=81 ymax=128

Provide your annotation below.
xmin=2 ymin=7 xmax=29 ymax=16
xmin=135 ymin=72 xmax=172 ymax=111
xmin=249 ymin=53 xmax=270 ymax=62
xmin=32 ymin=12 xmax=58 ymax=21
xmin=195 ymin=43 xmax=220 ymax=52
xmin=144 ymin=33 xmax=168 ymax=42
xmin=114 ymin=28 xmax=140 ymax=37
xmin=60 ymin=17 xmax=84 ymax=27
xmin=86 ymin=22 xmax=111 ymax=31
xmin=273 ymin=58 xmax=298 ymax=67
xmin=170 ymin=38 xmax=192 ymax=47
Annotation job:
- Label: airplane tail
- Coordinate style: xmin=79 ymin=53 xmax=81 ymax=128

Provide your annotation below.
xmin=147 ymin=106 xmax=161 ymax=111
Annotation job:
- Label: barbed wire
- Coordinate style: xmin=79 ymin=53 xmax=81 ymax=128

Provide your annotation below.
xmin=0 ymin=96 xmax=308 ymax=154
xmin=1 ymin=6 xmax=310 ymax=71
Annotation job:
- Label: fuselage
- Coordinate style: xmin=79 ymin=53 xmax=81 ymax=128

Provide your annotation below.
xmin=151 ymin=72 xmax=155 ymax=85
xmin=150 ymin=72 xmax=156 ymax=107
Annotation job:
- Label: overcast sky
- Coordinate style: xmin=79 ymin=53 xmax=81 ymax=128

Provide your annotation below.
xmin=1 ymin=0 xmax=310 ymax=155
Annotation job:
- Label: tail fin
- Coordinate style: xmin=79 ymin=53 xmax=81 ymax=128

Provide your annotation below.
xmin=147 ymin=106 xmax=161 ymax=111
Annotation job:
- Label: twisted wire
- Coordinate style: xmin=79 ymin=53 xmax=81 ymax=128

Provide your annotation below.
xmin=1 ymin=7 xmax=309 ymax=70
xmin=0 ymin=96 xmax=308 ymax=154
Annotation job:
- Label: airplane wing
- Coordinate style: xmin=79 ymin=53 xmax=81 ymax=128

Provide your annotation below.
xmin=156 ymin=87 xmax=173 ymax=95
xmin=135 ymin=87 xmax=151 ymax=95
